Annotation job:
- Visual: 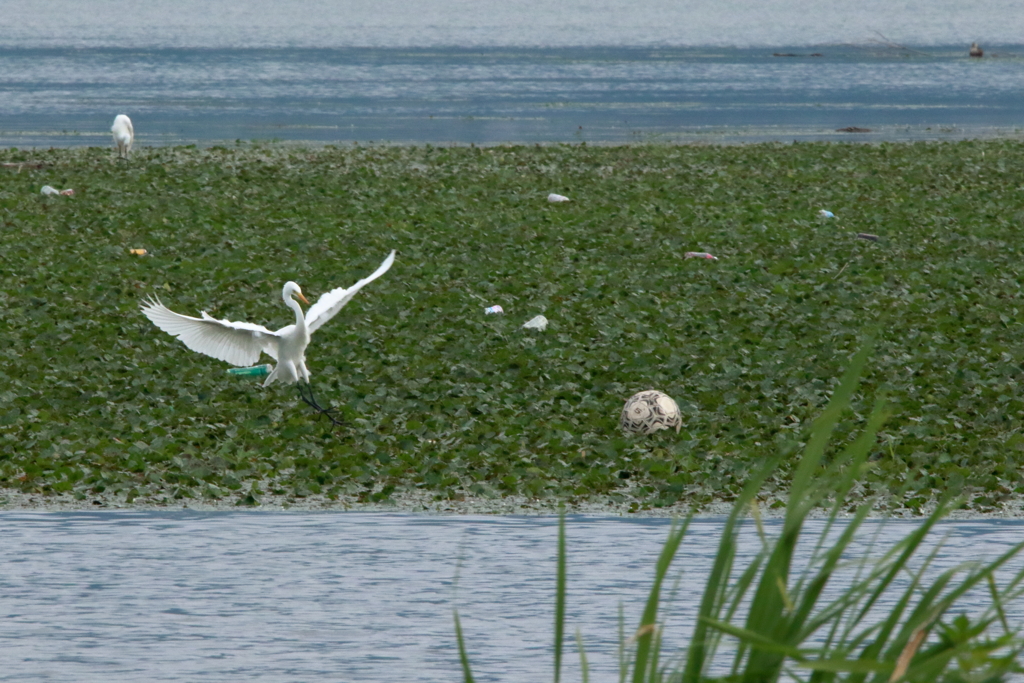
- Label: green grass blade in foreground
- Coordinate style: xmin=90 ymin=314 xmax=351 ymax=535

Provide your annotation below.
xmin=556 ymin=511 xmax=566 ymax=683
xmin=789 ymin=504 xmax=1024 ymax=681
xmin=787 ymin=338 xmax=876 ymax=527
xmin=631 ymin=518 xmax=689 ymax=683
xmin=698 ymin=616 xmax=809 ymax=659
xmin=682 ymin=455 xmax=781 ymax=683
xmin=740 ymin=341 xmax=877 ymax=682
xmin=453 ymin=609 xmax=476 ymax=683
xmin=727 ymin=548 xmax=769 ymax=677
xmin=785 ymin=399 xmax=889 ymax=644
xmin=840 ymin=503 xmax=957 ymax=682
xmin=787 ymin=401 xmax=889 ymax=660
xmin=883 ymin=539 xmax=1024 ymax=682
xmin=576 ymin=627 xmax=590 ymax=683
xmin=788 ymin=503 xmax=873 ymax=642
xmin=988 ymin=574 xmax=1011 ymax=637
xmin=619 ymin=604 xmax=628 ymax=683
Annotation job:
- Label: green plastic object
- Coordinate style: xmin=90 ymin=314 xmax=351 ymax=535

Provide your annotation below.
xmin=227 ymin=364 xmax=272 ymax=378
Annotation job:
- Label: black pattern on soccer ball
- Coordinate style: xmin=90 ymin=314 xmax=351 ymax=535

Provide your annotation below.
xmin=620 ymin=390 xmax=681 ymax=434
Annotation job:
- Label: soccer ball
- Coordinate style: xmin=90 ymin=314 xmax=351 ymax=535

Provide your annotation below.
xmin=620 ymin=390 xmax=682 ymax=435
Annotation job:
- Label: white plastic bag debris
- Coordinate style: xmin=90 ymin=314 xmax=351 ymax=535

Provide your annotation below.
xmin=485 ymin=305 xmax=504 ymax=315
xmin=523 ymin=315 xmax=548 ymax=331
xmin=684 ymin=252 xmax=718 ymax=260
xmin=819 ymin=209 xmax=835 ymax=218
xmin=40 ymin=185 xmax=74 ymax=196
xmin=547 ymin=193 xmax=570 ymax=203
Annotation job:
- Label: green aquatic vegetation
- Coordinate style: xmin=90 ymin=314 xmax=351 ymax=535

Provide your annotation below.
xmin=456 ymin=348 xmax=1024 ymax=681
xmin=2 ymin=141 xmax=1024 ymax=510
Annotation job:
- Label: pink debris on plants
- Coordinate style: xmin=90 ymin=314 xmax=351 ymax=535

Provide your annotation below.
xmin=684 ymin=251 xmax=718 ymax=260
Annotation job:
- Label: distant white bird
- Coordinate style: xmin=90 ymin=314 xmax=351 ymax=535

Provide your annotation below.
xmin=111 ymin=114 xmax=134 ymax=159
xmin=140 ymin=250 xmax=396 ymax=420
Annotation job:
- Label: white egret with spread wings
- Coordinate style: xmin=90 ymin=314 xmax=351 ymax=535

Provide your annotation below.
xmin=140 ymin=250 xmax=396 ymax=422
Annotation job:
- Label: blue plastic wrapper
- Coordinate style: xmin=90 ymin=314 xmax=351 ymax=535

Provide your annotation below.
xmin=227 ymin=364 xmax=272 ymax=378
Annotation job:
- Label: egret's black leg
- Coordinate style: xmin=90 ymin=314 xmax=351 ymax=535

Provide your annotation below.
xmin=307 ymin=383 xmax=345 ymax=425
xmin=295 ymin=382 xmax=311 ymax=407
xmin=296 ymin=381 xmax=345 ymax=428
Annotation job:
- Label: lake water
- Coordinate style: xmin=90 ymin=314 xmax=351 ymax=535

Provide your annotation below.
xmin=1 ymin=0 xmax=1022 ymax=146
xmin=2 ymin=512 xmax=1023 ymax=682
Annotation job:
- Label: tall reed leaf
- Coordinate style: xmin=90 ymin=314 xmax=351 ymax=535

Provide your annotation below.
xmin=453 ymin=608 xmax=476 ymax=683
xmin=740 ymin=341 xmax=877 ymax=682
xmin=556 ymin=511 xmax=566 ymax=683
xmin=632 ymin=518 xmax=690 ymax=683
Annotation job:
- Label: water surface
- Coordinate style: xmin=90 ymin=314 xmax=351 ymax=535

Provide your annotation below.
xmin=2 ymin=0 xmax=1022 ymax=146
xmin=2 ymin=512 xmax=1023 ymax=681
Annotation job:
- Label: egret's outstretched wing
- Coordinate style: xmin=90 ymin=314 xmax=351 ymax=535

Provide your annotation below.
xmin=305 ymin=250 xmax=396 ymax=335
xmin=140 ymin=296 xmax=280 ymax=366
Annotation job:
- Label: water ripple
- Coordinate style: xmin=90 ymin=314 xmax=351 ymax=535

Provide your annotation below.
xmin=2 ymin=512 xmax=1023 ymax=681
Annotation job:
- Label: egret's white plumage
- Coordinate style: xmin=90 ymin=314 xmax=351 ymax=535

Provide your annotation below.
xmin=141 ymin=250 xmax=396 ymax=387
xmin=111 ymin=114 xmax=134 ymax=159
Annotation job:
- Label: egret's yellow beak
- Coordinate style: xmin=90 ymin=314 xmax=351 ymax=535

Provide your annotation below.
xmin=297 ymin=292 xmax=310 ymax=305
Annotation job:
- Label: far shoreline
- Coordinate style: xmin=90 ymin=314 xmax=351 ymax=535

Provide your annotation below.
xmin=4 ymin=123 xmax=1024 ymax=150
xmin=4 ymin=487 xmax=1024 ymax=520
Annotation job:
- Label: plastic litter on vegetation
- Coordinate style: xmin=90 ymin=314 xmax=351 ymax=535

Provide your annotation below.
xmin=547 ymin=193 xmax=570 ymax=203
xmin=523 ymin=315 xmax=548 ymax=331
xmin=227 ymin=364 xmax=273 ymax=378
xmin=40 ymin=185 xmax=74 ymax=196
xmin=484 ymin=305 xmax=504 ymax=315
xmin=684 ymin=251 xmax=718 ymax=260
xmin=129 ymin=248 xmax=148 ymax=255
xmin=2 ymin=162 xmax=47 ymax=171
xmin=857 ymin=233 xmax=880 ymax=242
xmin=819 ymin=209 xmax=835 ymax=218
